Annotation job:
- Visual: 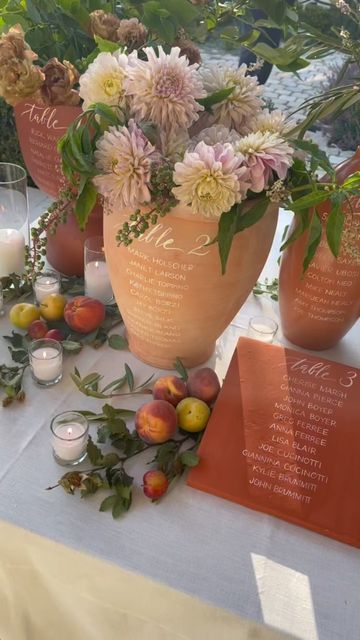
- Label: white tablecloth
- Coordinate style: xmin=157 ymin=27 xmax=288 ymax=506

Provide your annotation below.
xmin=0 ymin=193 xmax=359 ymax=640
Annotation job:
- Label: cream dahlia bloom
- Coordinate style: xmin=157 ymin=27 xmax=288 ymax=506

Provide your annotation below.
xmin=79 ymin=51 xmax=128 ymax=111
xmin=125 ymin=46 xmax=205 ymax=135
xmin=249 ymin=109 xmax=292 ymax=136
xmin=235 ymin=131 xmax=293 ymax=193
xmin=173 ymin=141 xmax=249 ymax=218
xmin=200 ymin=64 xmax=264 ymax=134
xmin=93 ymin=120 xmax=156 ymax=209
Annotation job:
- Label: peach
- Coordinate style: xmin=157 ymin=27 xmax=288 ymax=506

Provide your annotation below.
xmin=187 ymin=367 xmax=221 ymax=406
xmin=152 ymin=375 xmax=188 ymax=407
xmin=45 ymin=328 xmax=65 ymax=341
xmin=28 ymin=319 xmax=48 ymax=339
xmin=135 ymin=399 xmax=177 ymax=444
xmin=64 ymin=296 xmax=105 ymax=334
xmin=143 ymin=470 xmax=169 ymax=500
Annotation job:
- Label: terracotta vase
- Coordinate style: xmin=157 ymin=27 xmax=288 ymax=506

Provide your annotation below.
xmin=46 ymin=202 xmax=104 ymax=277
xmin=104 ymin=202 xmax=279 ymax=369
xmin=279 ymin=150 xmax=360 ymax=350
xmin=14 ymin=99 xmax=82 ymax=197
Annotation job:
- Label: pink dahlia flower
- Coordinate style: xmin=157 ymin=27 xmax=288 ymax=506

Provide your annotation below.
xmin=235 ymin=131 xmax=293 ymax=192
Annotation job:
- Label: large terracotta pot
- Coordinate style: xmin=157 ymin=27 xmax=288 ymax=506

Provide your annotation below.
xmin=14 ymin=99 xmax=82 ymax=197
xmin=279 ymin=150 xmax=360 ymax=350
xmin=104 ymin=203 xmax=278 ymax=369
xmin=46 ymin=202 xmax=104 ymax=277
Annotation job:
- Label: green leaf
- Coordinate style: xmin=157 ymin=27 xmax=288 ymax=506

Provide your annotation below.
xmin=162 ymin=0 xmax=199 ymax=25
xmin=125 ymin=363 xmax=134 ymax=392
xmin=252 ymin=0 xmax=286 ymax=25
xmin=62 ymin=340 xmax=83 ymax=354
xmin=94 ymin=35 xmax=120 ymax=53
xmin=180 ymin=451 xmax=200 ymax=468
xmin=289 ymin=139 xmax=334 ymax=177
xmin=102 ymin=452 xmax=121 ymax=467
xmin=99 ymin=495 xmax=117 ymax=512
xmin=198 ymin=87 xmax=234 ymax=111
xmin=342 ymin=172 xmax=360 ymax=190
xmin=290 ymin=190 xmax=331 ymax=212
xmin=86 ymin=436 xmax=104 ymax=465
xmin=303 ymin=211 xmax=322 ymax=272
xmin=112 ymin=497 xmax=126 ymax=518
xmin=75 ymin=180 xmax=97 ymax=230
xmin=108 ymin=334 xmax=128 ymax=350
xmin=235 ymin=199 xmax=269 ymax=233
xmin=326 ymin=195 xmax=345 ymax=258
xmin=173 ymin=357 xmax=188 ymax=381
xmin=217 ymin=207 xmax=237 ymax=275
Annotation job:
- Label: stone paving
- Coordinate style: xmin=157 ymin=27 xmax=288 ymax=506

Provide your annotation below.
xmin=200 ymin=43 xmax=353 ymax=166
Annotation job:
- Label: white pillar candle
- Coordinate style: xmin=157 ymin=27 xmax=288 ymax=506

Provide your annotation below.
xmin=0 ymin=228 xmax=25 ymax=277
xmin=52 ymin=423 xmax=88 ymax=461
xmin=85 ymin=260 xmax=113 ymax=304
xmin=34 ymin=274 xmax=60 ymax=303
xmin=30 ymin=347 xmax=62 ymax=382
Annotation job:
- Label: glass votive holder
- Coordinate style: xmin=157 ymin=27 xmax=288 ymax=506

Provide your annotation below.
xmin=29 ymin=338 xmax=63 ymax=387
xmin=0 ymin=282 xmax=4 ymax=316
xmin=84 ymin=236 xmax=113 ymax=304
xmin=33 ymin=269 xmax=60 ymax=303
xmin=50 ymin=411 xmax=89 ymax=466
xmin=247 ymin=316 xmax=278 ymax=344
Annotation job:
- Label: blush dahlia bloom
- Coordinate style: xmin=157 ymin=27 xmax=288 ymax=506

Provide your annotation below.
xmin=173 ymin=141 xmax=249 ymax=218
xmin=93 ymin=120 xmax=156 ymax=209
xmin=190 ymin=124 xmax=241 ymax=149
xmin=200 ymin=64 xmax=264 ymax=133
xmin=125 ymin=46 xmax=205 ymax=135
xmin=235 ymin=131 xmax=294 ymax=193
xmin=79 ymin=51 xmax=129 ymax=111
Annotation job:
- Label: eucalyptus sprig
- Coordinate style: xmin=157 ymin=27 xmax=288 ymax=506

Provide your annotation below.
xmin=46 ymin=403 xmax=201 ymax=519
xmin=253 ymin=278 xmax=279 ymax=301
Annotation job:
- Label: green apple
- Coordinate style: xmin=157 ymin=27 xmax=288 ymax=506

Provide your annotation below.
xmin=176 ymin=397 xmax=211 ymax=433
xmin=9 ymin=303 xmax=41 ymax=330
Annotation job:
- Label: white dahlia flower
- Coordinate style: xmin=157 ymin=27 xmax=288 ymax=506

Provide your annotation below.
xmin=249 ymin=109 xmax=293 ymax=136
xmin=200 ymin=64 xmax=264 ymax=133
xmin=93 ymin=120 xmax=156 ymax=209
xmin=79 ymin=51 xmax=128 ymax=111
xmin=125 ymin=46 xmax=205 ymax=135
xmin=173 ymin=141 xmax=249 ymax=218
xmin=235 ymin=131 xmax=294 ymax=193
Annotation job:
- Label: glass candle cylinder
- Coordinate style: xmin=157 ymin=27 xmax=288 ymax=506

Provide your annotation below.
xmin=33 ymin=269 xmax=60 ymax=303
xmin=50 ymin=411 xmax=89 ymax=466
xmin=0 ymin=282 xmax=4 ymax=317
xmin=0 ymin=163 xmax=29 ymax=277
xmin=84 ymin=236 xmax=113 ymax=304
xmin=29 ymin=338 xmax=63 ymax=386
xmin=247 ymin=316 xmax=278 ymax=344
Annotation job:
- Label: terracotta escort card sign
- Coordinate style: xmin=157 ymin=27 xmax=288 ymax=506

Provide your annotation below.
xmin=14 ymin=100 xmax=82 ymax=197
xmin=188 ymin=337 xmax=360 ymax=548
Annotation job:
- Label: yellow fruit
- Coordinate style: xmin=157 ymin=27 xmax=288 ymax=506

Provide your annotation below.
xmin=9 ymin=303 xmax=41 ymax=330
xmin=176 ymin=397 xmax=210 ymax=433
xmin=40 ymin=293 xmax=67 ymax=321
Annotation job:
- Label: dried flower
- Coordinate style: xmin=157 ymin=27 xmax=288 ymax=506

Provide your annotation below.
xmin=200 ymin=63 xmax=264 ymax=133
xmin=266 ymin=179 xmax=289 ymax=203
xmin=0 ymin=24 xmax=37 ymax=63
xmin=40 ymin=58 xmax=80 ymax=106
xmin=117 ymin=18 xmax=148 ymax=51
xmin=89 ymin=10 xmax=121 ymax=42
xmin=177 ymin=38 xmax=201 ymax=65
xmin=173 ymin=141 xmax=249 ymax=217
xmin=235 ymin=131 xmax=294 ymax=192
xmin=0 ymin=25 xmax=44 ymax=106
xmin=125 ymin=46 xmax=205 ymax=136
xmin=79 ymin=51 xmax=129 ymax=111
xmin=93 ymin=120 xmax=157 ymax=209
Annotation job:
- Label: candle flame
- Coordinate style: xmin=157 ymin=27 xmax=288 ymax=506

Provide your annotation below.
xmin=67 ymin=427 xmax=73 ymax=436
xmin=42 ymin=351 xmax=47 ymax=359
xmin=95 ymin=261 xmax=99 ymax=268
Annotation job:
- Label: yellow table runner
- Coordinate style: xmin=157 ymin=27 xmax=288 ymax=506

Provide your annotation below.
xmin=0 ymin=520 xmax=292 ymax=640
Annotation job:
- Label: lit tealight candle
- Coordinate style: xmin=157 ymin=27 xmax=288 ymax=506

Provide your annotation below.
xmin=0 ymin=228 xmax=25 ymax=277
xmin=34 ymin=270 xmax=60 ymax=303
xmin=50 ymin=412 xmax=89 ymax=465
xmin=85 ymin=260 xmax=113 ymax=304
xmin=29 ymin=339 xmax=63 ymax=386
xmin=247 ymin=316 xmax=278 ymax=344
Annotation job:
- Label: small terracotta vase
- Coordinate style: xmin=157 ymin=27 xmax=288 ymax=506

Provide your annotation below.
xmin=46 ymin=203 xmax=104 ymax=277
xmin=104 ymin=202 xmax=279 ymax=369
xmin=279 ymin=150 xmax=360 ymax=350
xmin=14 ymin=99 xmax=82 ymax=197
